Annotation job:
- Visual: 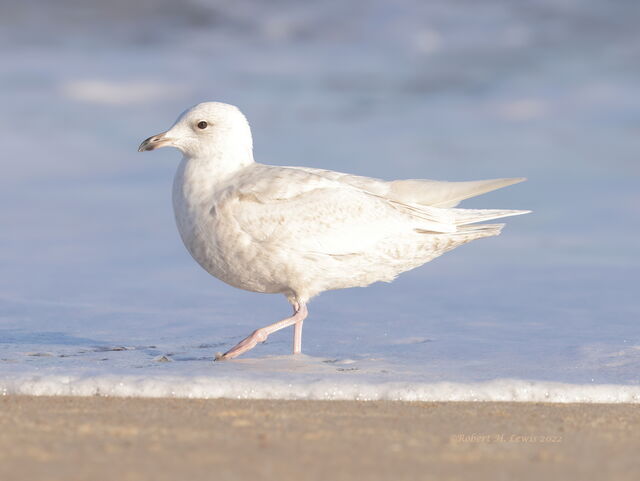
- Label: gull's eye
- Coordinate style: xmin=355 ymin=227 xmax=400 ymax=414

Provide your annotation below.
xmin=197 ymin=121 xmax=208 ymax=130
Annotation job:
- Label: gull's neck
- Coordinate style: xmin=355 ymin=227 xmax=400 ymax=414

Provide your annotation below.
xmin=184 ymin=149 xmax=254 ymax=183
xmin=174 ymin=140 xmax=255 ymax=210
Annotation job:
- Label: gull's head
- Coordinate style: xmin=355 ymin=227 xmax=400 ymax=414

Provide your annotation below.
xmin=138 ymin=102 xmax=253 ymax=160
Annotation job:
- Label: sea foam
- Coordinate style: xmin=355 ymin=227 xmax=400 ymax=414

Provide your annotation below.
xmin=3 ymin=374 xmax=639 ymax=403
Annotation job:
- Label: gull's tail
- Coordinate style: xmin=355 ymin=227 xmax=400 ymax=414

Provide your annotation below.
xmin=453 ymin=222 xmax=506 ymax=239
xmin=444 ymin=209 xmax=529 ymax=246
xmin=451 ymin=207 xmax=531 ymax=226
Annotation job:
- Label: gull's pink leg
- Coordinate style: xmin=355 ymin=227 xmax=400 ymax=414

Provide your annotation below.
xmin=216 ymin=301 xmax=308 ymax=361
xmin=292 ymin=301 xmax=304 ymax=354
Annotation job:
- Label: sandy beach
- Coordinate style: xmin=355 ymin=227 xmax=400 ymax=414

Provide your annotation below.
xmin=1 ymin=396 xmax=638 ymax=481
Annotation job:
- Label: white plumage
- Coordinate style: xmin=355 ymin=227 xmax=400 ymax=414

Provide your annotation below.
xmin=139 ymin=102 xmax=529 ymax=360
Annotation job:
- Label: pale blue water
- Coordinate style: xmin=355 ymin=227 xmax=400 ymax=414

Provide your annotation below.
xmin=1 ymin=0 xmax=639 ymax=401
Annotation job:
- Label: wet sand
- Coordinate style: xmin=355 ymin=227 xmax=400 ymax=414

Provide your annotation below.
xmin=1 ymin=396 xmax=638 ymax=480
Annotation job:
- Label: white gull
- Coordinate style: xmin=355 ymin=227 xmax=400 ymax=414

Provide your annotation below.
xmin=138 ymin=102 xmax=529 ymax=360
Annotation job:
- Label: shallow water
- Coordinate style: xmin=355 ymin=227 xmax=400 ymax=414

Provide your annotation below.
xmin=1 ymin=0 xmax=639 ymax=401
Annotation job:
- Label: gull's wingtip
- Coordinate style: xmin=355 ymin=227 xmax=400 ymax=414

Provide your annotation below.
xmin=504 ymin=177 xmax=527 ymax=186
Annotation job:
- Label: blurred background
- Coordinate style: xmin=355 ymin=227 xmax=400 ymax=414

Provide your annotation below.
xmin=1 ymin=0 xmax=639 ymax=387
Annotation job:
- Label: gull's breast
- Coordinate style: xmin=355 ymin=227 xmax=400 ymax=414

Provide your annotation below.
xmin=171 ymin=166 xmax=285 ymax=294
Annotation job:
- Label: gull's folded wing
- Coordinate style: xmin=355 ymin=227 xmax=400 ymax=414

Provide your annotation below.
xmin=292 ymin=166 xmax=525 ymax=208
xmin=220 ymin=166 xmax=455 ymax=257
xmin=220 ymin=165 xmax=528 ymax=257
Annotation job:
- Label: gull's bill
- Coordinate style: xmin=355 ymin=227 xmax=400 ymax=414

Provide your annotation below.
xmin=138 ymin=131 xmax=173 ymax=152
